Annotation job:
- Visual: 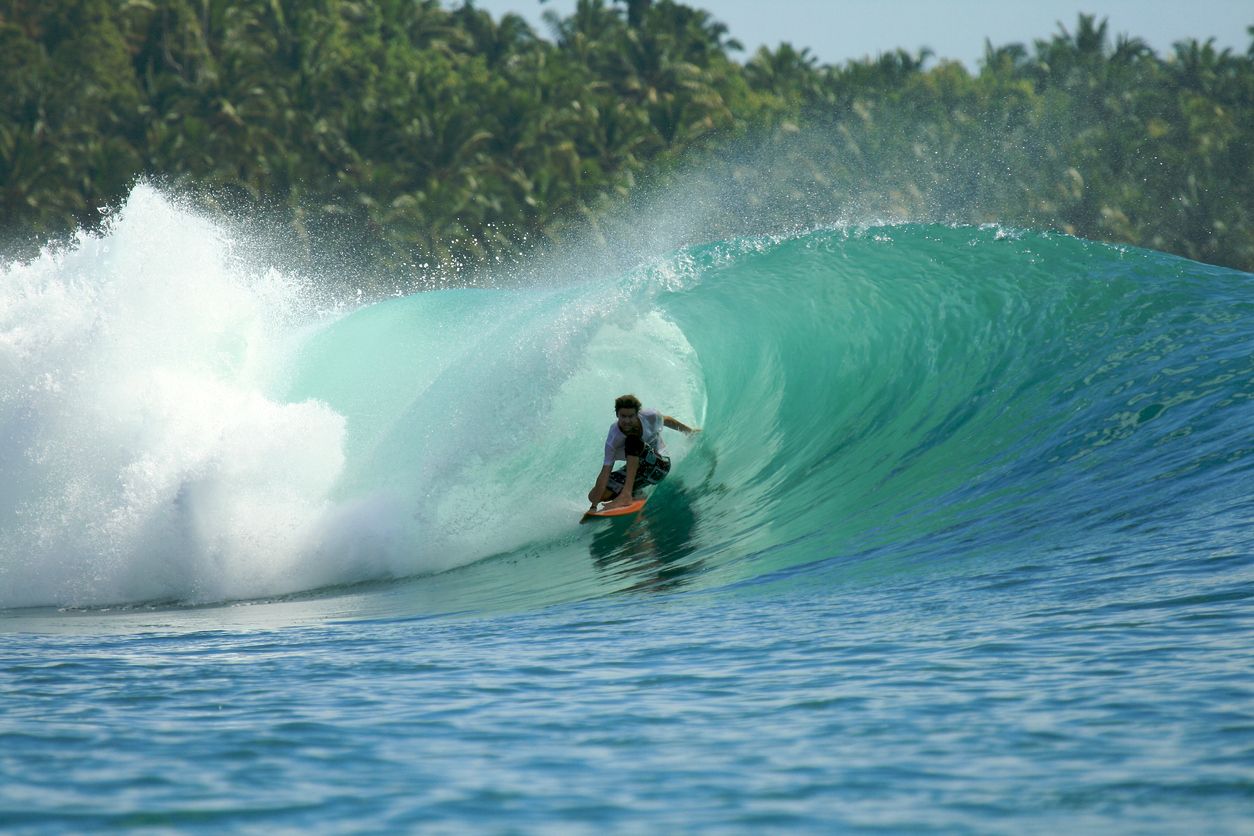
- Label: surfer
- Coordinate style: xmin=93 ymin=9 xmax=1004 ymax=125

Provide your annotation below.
xmin=589 ymin=394 xmax=699 ymax=511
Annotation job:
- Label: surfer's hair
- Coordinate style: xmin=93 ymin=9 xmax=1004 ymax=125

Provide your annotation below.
xmin=615 ymin=394 xmax=642 ymax=413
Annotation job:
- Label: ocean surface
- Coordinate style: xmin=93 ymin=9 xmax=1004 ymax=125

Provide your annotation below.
xmin=2 ymin=186 xmax=1252 ymax=832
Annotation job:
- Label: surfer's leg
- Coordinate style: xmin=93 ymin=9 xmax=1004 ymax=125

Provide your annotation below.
xmin=635 ymin=451 xmax=671 ymax=494
xmin=603 ymin=468 xmax=627 ymax=501
xmin=603 ymin=459 xmax=643 ymax=507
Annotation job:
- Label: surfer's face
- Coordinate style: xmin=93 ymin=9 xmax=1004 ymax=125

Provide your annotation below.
xmin=616 ymin=408 xmax=641 ymax=434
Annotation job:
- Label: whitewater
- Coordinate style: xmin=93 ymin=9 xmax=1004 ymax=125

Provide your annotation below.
xmin=2 ymin=185 xmax=1252 ymax=832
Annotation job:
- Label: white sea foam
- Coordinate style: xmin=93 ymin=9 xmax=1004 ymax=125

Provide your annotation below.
xmin=0 ymin=186 xmax=354 ymax=607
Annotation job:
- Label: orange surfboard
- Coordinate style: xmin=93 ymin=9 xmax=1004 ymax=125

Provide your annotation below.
xmin=581 ymin=495 xmax=648 ymax=522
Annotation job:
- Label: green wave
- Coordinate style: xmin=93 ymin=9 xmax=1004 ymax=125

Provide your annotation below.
xmin=275 ymin=224 xmax=1253 ymax=612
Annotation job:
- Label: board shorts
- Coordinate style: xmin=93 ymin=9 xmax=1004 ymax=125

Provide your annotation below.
xmin=607 ymin=441 xmax=671 ymax=497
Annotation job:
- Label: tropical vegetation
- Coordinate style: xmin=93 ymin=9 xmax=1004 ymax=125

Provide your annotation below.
xmin=2 ymin=0 xmax=1251 ymax=274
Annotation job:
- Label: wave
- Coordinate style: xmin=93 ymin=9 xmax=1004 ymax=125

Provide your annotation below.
xmin=2 ymin=186 xmax=1251 ymax=611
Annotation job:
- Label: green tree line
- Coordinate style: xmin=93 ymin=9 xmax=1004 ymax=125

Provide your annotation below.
xmin=2 ymin=0 xmax=1251 ymax=273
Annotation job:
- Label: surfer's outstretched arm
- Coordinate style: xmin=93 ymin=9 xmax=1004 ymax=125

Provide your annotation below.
xmin=663 ymin=415 xmax=700 ymax=435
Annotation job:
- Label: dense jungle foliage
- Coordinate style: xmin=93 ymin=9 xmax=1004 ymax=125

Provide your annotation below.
xmin=1 ymin=0 xmax=1251 ymax=273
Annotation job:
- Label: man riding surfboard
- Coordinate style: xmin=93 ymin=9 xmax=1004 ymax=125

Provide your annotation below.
xmin=588 ymin=394 xmax=699 ymax=513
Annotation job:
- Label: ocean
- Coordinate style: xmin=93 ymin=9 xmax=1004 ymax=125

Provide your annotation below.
xmin=2 ymin=186 xmax=1252 ymax=832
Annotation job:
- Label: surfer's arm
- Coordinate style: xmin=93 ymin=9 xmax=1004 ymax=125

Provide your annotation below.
xmin=588 ymin=464 xmax=613 ymax=507
xmin=664 ymin=415 xmax=700 ymax=435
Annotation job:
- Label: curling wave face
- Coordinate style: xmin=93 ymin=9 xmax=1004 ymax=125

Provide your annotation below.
xmin=2 ymin=186 xmax=1251 ymax=613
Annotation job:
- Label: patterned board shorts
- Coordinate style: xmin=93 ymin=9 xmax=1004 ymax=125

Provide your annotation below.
xmin=606 ymin=444 xmax=671 ymax=496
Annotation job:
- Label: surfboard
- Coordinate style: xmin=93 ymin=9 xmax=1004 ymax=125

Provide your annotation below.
xmin=581 ymin=495 xmax=648 ymax=523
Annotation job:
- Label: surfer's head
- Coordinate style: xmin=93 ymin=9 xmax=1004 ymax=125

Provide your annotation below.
xmin=615 ymin=394 xmax=643 ymax=434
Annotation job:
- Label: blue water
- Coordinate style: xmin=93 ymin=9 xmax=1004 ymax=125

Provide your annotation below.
xmin=2 ymin=187 xmax=1253 ymax=832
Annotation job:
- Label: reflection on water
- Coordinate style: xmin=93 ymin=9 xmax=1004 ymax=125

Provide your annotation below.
xmin=588 ymin=483 xmax=704 ymax=593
